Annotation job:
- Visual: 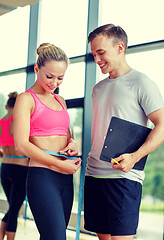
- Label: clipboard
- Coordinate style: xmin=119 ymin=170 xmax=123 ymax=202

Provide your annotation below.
xmin=100 ymin=117 xmax=152 ymax=170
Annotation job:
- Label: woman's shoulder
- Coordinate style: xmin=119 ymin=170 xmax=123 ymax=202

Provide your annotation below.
xmin=15 ymin=91 xmax=35 ymax=109
xmin=55 ymin=94 xmax=66 ymax=105
xmin=17 ymin=91 xmax=34 ymax=101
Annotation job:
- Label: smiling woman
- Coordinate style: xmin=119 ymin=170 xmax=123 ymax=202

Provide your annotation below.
xmin=13 ymin=43 xmax=81 ymax=240
xmin=34 ymin=60 xmax=67 ymax=92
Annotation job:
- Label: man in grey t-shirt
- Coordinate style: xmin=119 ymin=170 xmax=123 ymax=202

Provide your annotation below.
xmin=84 ymin=23 xmax=164 ymax=240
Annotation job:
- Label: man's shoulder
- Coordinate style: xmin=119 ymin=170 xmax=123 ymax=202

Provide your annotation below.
xmin=94 ymin=76 xmax=109 ymax=89
xmin=129 ymin=69 xmax=154 ymax=87
xmin=130 ymin=69 xmax=149 ymax=80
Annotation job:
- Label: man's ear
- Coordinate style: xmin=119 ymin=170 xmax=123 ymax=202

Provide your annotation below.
xmin=34 ymin=64 xmax=39 ymax=74
xmin=117 ymin=42 xmax=124 ymax=54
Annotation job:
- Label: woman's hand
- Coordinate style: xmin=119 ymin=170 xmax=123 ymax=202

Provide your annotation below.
xmin=55 ymin=158 xmax=81 ymax=174
xmin=59 ymin=139 xmax=79 ymax=156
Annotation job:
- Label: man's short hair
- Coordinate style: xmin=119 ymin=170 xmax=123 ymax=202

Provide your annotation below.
xmin=88 ymin=24 xmax=128 ymax=52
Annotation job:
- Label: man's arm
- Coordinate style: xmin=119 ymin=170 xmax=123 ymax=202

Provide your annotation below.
xmin=112 ymin=108 xmax=164 ymax=172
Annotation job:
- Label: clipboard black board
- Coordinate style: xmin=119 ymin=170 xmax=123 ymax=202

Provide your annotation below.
xmin=100 ymin=117 xmax=152 ymax=170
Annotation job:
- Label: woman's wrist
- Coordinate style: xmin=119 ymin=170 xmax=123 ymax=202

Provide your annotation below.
xmin=68 ymin=138 xmax=74 ymax=144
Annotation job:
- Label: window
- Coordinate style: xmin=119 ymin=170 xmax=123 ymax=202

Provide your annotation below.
xmin=0 ymin=7 xmax=30 ymax=72
xmin=67 ymin=108 xmax=83 ymax=156
xmin=67 ymin=108 xmax=83 ymax=212
xmin=38 ymin=0 xmax=88 ymax=100
xmin=60 ymin=62 xmax=85 ymax=99
xmin=99 ymin=0 xmax=164 ymax=46
xmin=38 ymin=0 xmax=88 ymax=58
xmin=127 ymin=49 xmax=164 ymax=98
xmin=0 ymin=73 xmax=27 ymax=98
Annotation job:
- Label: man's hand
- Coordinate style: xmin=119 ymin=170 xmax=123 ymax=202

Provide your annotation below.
xmin=111 ymin=153 xmax=137 ymax=172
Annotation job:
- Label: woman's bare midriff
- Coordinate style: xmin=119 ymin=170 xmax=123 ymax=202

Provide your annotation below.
xmin=29 ymin=135 xmax=68 ymax=171
xmin=2 ymin=146 xmax=29 ymax=166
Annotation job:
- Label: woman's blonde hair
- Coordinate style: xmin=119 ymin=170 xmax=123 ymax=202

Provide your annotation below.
xmin=36 ymin=43 xmax=69 ymax=68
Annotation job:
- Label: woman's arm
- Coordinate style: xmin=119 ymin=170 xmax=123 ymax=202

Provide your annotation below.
xmin=0 ymin=148 xmax=3 ymax=158
xmin=58 ymin=96 xmax=79 ymax=156
xmin=59 ymin=129 xmax=79 ymax=156
xmin=13 ymin=92 xmax=81 ymax=174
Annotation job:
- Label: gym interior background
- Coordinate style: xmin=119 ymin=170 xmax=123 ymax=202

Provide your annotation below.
xmin=0 ymin=0 xmax=164 ymax=239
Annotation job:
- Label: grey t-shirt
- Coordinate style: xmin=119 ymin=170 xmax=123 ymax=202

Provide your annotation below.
xmin=85 ymin=69 xmax=164 ymax=184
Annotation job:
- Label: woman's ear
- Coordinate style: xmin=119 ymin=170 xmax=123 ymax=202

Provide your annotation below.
xmin=34 ymin=64 xmax=39 ymax=74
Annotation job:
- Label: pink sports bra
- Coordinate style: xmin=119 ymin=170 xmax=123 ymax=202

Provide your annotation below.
xmin=26 ymin=89 xmax=70 ymax=137
xmin=0 ymin=117 xmax=15 ymax=146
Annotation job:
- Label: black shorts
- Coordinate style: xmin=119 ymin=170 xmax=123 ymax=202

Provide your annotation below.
xmin=84 ymin=176 xmax=142 ymax=236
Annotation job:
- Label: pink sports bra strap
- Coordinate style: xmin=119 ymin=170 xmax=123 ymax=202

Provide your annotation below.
xmin=26 ymin=89 xmax=70 ymax=137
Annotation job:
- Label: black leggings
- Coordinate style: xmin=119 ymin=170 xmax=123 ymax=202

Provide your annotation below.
xmin=26 ymin=167 xmax=73 ymax=240
xmin=0 ymin=163 xmax=28 ymax=232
